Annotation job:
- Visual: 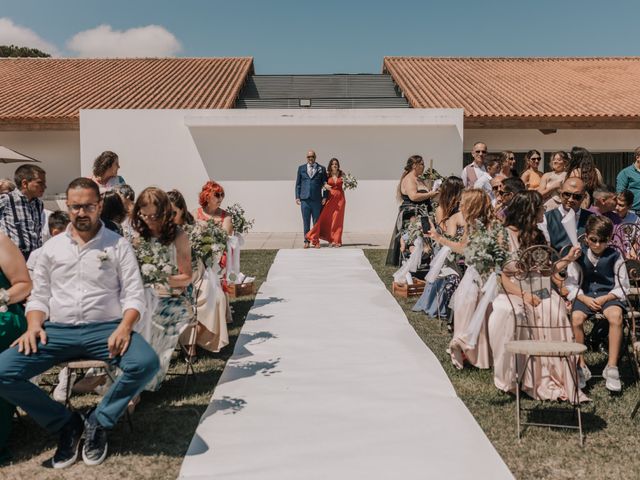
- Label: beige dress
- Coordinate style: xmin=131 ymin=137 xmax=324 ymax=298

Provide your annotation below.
xmin=488 ymin=229 xmax=587 ymax=403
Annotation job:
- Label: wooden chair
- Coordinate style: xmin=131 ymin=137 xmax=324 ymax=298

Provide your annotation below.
xmin=502 ymin=245 xmax=587 ymax=445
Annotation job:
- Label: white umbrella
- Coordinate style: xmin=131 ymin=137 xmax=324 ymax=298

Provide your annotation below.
xmin=0 ymin=146 xmax=39 ymax=164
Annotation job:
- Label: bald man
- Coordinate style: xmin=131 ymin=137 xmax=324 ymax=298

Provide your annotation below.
xmin=540 ymin=177 xmax=594 ymax=253
xmin=295 ymin=150 xmax=327 ymax=248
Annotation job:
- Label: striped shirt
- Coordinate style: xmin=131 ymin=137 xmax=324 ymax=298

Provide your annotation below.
xmin=0 ymin=189 xmax=44 ymax=258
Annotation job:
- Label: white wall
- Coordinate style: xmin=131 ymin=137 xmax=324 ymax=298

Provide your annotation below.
xmin=81 ymin=109 xmax=464 ymax=233
xmin=465 ymin=128 xmax=640 ymax=163
xmin=0 ymin=130 xmax=80 ymax=196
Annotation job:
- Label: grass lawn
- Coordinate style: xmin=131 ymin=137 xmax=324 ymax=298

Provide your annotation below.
xmin=2 ymin=250 xmax=278 ymax=480
xmin=364 ymin=249 xmax=640 ymax=480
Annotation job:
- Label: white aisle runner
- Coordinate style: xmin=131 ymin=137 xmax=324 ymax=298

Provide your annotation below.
xmin=179 ymin=249 xmax=513 ymax=480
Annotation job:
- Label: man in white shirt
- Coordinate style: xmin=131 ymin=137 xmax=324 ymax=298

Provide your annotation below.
xmin=0 ymin=177 xmax=159 ymax=469
xmin=461 ymin=142 xmax=488 ymax=188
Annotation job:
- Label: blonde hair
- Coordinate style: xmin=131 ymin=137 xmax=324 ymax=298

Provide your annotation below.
xmin=460 ymin=189 xmax=495 ymax=233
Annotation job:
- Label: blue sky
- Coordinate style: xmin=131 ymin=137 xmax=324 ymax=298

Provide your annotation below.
xmin=0 ymin=0 xmax=638 ymax=73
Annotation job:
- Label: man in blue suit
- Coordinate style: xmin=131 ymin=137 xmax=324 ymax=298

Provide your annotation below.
xmin=295 ymin=150 xmax=327 ymax=248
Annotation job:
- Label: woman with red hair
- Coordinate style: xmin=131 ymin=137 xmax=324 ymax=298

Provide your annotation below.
xmin=194 ymin=181 xmax=233 ymax=235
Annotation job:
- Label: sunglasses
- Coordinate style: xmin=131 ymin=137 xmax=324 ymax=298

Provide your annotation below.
xmin=561 ymin=191 xmax=585 ymax=201
xmin=474 ymin=150 xmax=487 ymax=154
xmin=214 ymin=192 xmax=225 ymax=199
xmin=497 ymin=190 xmax=513 ymax=197
xmin=138 ymin=212 xmax=162 ymax=221
xmin=530 ymin=157 xmax=541 ymax=161
xmin=587 ymin=236 xmax=607 ymax=245
xmin=491 ymin=185 xmax=501 ymax=192
xmin=307 ymin=156 xmax=316 ymax=159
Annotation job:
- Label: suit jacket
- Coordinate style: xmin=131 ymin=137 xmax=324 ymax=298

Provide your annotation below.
xmin=295 ymin=163 xmax=327 ymax=202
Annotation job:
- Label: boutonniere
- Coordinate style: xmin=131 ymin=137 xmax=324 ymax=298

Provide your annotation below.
xmin=97 ymin=249 xmax=110 ymax=266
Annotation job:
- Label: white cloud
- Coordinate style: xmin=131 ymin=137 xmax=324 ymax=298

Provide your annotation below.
xmin=0 ymin=17 xmax=59 ymax=55
xmin=67 ymin=24 xmax=181 ymax=58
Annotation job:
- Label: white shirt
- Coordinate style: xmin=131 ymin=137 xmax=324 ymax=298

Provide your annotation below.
xmin=539 ymin=205 xmax=581 ymax=244
xmin=474 ymin=172 xmax=495 ymax=203
xmin=461 ymin=163 xmax=485 ymax=188
xmin=26 ymin=223 xmax=146 ymax=325
xmin=566 ymin=249 xmax=630 ymax=301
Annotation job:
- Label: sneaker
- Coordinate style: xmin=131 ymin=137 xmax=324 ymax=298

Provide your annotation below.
xmin=82 ymin=411 xmax=109 ymax=466
xmin=578 ymin=365 xmax=592 ymax=390
xmin=603 ymin=366 xmax=622 ymax=392
xmin=51 ymin=412 xmax=84 ymax=469
xmin=52 ymin=368 xmax=76 ymax=403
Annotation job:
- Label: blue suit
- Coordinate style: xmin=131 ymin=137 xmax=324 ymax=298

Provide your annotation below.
xmin=295 ymin=163 xmax=327 ymax=241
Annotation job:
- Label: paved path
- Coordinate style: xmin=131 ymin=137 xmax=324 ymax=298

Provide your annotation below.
xmin=179 ymin=249 xmax=513 ymax=480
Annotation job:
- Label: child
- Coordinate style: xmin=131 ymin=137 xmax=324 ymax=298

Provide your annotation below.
xmin=567 ymin=215 xmax=630 ymax=392
xmin=26 ymin=210 xmax=70 ymax=272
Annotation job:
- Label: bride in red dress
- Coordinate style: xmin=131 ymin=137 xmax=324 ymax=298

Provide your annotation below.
xmin=306 ymin=157 xmax=346 ymax=247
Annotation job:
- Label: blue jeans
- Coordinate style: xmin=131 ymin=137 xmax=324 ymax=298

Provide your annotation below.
xmin=301 ymin=199 xmax=322 ymax=241
xmin=0 ymin=320 xmax=159 ymax=433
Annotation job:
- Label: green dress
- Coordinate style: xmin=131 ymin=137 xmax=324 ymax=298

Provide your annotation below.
xmin=0 ymin=271 xmax=27 ymax=464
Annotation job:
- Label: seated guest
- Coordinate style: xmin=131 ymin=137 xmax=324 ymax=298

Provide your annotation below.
xmin=0 ymin=177 xmax=158 ymax=468
xmin=132 ymin=187 xmax=193 ymax=392
xmin=114 ymin=184 xmax=135 ymax=239
xmin=488 ymin=191 xmax=586 ymax=402
xmin=193 ymin=181 xmax=234 ymax=235
xmin=0 ymin=233 xmax=32 ymax=465
xmin=100 ymin=191 xmax=127 ymax=236
xmin=616 ymin=190 xmax=640 ymax=224
xmin=589 ymin=185 xmax=622 ymax=225
xmin=494 ymin=176 xmax=525 ymax=220
xmin=567 ymin=215 xmax=630 ymax=392
xmin=90 ymin=151 xmax=125 ymax=193
xmin=540 ymin=177 xmax=593 ymax=253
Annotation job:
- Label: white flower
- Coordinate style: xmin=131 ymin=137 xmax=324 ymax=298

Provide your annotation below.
xmin=141 ymin=264 xmax=157 ymax=276
xmin=97 ymin=250 xmax=110 ymax=264
xmin=162 ymin=265 xmax=173 ymax=275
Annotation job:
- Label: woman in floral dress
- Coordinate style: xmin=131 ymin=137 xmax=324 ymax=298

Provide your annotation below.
xmin=132 ymin=187 xmax=193 ymax=391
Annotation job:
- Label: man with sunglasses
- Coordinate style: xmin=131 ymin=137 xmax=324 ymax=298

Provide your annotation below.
xmin=295 ymin=150 xmax=327 ymax=248
xmin=540 ymin=177 xmax=593 ymax=253
xmin=461 ymin=142 xmax=488 ymax=188
xmin=0 ymin=177 xmax=159 ymax=468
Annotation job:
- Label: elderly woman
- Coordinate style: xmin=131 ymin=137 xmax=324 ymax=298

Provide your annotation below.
xmin=91 ymin=151 xmax=125 ymax=192
xmin=0 ymin=232 xmax=32 ymax=464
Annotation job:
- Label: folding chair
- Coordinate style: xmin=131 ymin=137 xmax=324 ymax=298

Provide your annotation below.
xmin=502 ymin=245 xmax=587 ymax=445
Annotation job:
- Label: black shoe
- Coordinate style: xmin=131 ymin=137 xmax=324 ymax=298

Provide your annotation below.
xmin=82 ymin=411 xmax=109 ymax=466
xmin=51 ymin=412 xmax=84 ymax=469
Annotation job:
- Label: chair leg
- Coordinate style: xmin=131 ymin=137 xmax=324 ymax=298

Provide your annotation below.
xmin=64 ymin=367 xmax=73 ymax=408
xmin=514 ymin=354 xmax=521 ymax=440
xmin=566 ymin=356 xmax=584 ymax=446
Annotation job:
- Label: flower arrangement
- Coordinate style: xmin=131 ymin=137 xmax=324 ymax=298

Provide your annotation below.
xmin=133 ymin=238 xmax=178 ymax=288
xmin=405 ymin=217 xmax=425 ymax=244
xmin=187 ymin=219 xmax=229 ymax=269
xmin=464 ymin=221 xmax=510 ymax=280
xmin=0 ymin=289 xmax=9 ymax=313
xmin=419 ymin=165 xmax=444 ymax=182
xmin=226 ymin=203 xmax=255 ymax=235
xmin=342 ymin=172 xmax=358 ymax=190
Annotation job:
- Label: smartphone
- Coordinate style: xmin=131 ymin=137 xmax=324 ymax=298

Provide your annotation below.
xmin=420 ymin=216 xmax=431 ymax=234
xmin=531 ymin=288 xmax=551 ymax=300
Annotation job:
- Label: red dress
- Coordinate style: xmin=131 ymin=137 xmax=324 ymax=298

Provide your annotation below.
xmin=306 ymin=176 xmax=346 ymax=245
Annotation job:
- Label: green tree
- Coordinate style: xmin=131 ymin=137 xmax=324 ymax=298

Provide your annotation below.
xmin=0 ymin=45 xmax=51 ymax=58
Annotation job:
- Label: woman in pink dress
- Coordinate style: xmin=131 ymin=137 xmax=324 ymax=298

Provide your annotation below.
xmin=306 ymin=158 xmax=346 ymax=247
xmin=488 ymin=191 xmax=587 ymax=403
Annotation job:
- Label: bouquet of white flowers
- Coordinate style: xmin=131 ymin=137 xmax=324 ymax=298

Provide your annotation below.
xmin=405 ymin=217 xmax=425 ymax=244
xmin=464 ymin=221 xmax=510 ymax=280
xmin=342 ymin=172 xmax=358 ymax=190
xmin=134 ymin=238 xmax=178 ymax=288
xmin=226 ymin=203 xmax=255 ymax=235
xmin=188 ymin=219 xmax=229 ymax=269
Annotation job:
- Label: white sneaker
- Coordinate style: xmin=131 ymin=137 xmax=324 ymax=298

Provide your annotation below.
xmin=603 ymin=366 xmax=622 ymax=392
xmin=578 ymin=365 xmax=592 ymax=390
xmin=53 ymin=368 xmax=76 ymax=403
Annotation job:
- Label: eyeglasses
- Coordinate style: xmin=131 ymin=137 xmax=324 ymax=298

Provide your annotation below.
xmin=561 ymin=191 xmax=585 ymax=201
xmin=474 ymin=150 xmax=487 ymax=154
xmin=587 ymin=236 xmax=607 ymax=245
xmin=491 ymin=185 xmax=501 ymax=192
xmin=138 ymin=212 xmax=162 ymax=221
xmin=68 ymin=203 xmax=98 ymax=213
xmin=214 ymin=192 xmax=225 ymax=199
xmin=497 ymin=190 xmax=513 ymax=197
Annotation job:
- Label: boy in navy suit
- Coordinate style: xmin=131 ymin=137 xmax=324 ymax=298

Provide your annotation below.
xmin=567 ymin=215 xmax=630 ymax=392
xmin=295 ymin=150 xmax=327 ymax=248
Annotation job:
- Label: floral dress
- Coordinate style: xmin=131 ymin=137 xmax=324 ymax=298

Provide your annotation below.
xmin=144 ymin=240 xmax=193 ymax=392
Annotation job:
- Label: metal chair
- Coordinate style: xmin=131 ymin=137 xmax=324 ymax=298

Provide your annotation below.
xmin=502 ymin=245 xmax=587 ymax=445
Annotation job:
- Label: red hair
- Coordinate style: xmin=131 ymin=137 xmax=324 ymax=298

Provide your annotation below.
xmin=198 ymin=181 xmax=225 ymax=208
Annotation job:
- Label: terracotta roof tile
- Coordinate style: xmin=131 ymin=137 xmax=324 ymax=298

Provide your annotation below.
xmin=383 ymin=57 xmax=640 ymax=123
xmin=0 ymin=57 xmax=253 ymax=125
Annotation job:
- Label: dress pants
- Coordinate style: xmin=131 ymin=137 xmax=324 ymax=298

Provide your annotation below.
xmin=300 ymin=199 xmax=322 ymax=241
xmin=0 ymin=320 xmax=159 ymax=433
